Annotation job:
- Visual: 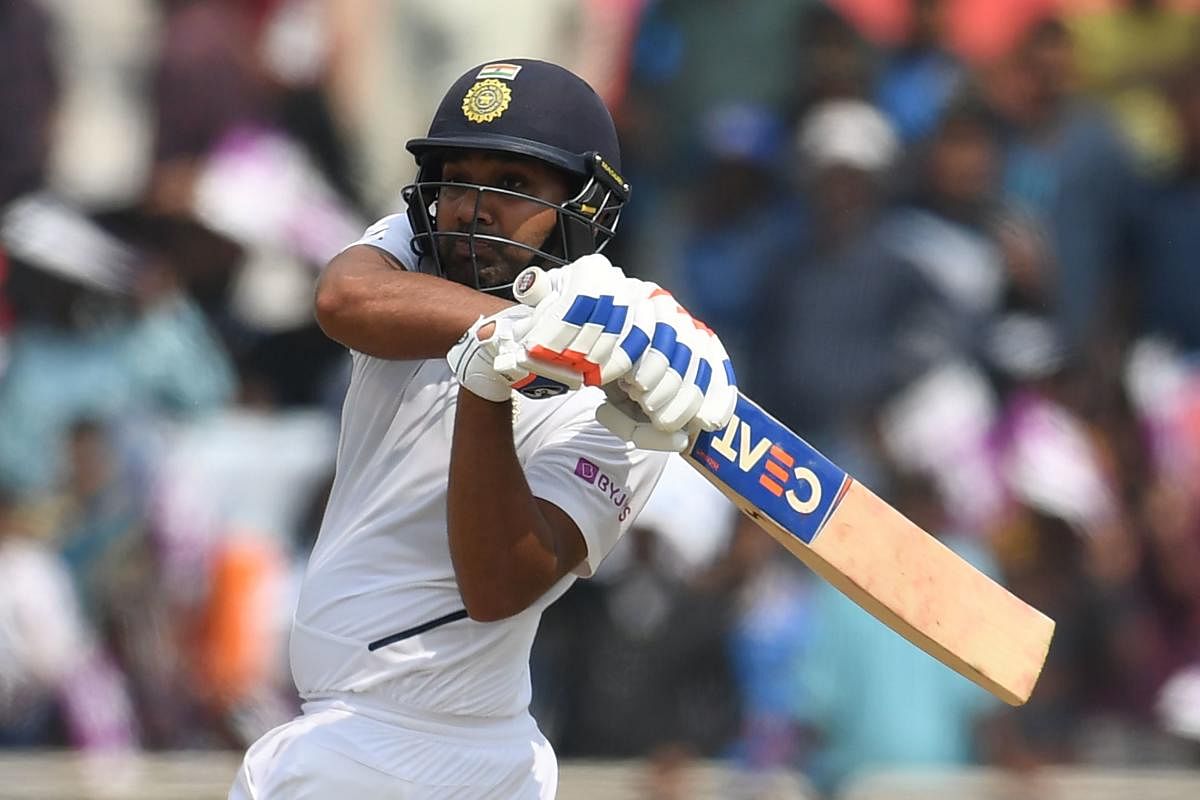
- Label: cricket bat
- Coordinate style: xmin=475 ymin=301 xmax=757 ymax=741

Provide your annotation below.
xmin=685 ymin=393 xmax=1054 ymax=706
xmin=512 ymin=268 xmax=1055 ymax=706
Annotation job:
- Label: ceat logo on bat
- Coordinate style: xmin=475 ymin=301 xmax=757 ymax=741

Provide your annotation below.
xmin=706 ymin=413 xmax=824 ymax=516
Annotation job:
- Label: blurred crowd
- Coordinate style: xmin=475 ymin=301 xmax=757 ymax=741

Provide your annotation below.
xmin=1 ymin=0 xmax=1199 ymax=797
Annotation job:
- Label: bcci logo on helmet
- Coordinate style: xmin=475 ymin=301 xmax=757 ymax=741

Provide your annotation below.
xmin=462 ymin=79 xmax=512 ymax=124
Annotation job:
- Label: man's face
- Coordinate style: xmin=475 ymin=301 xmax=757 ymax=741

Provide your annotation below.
xmin=929 ymin=119 xmax=997 ymax=205
xmin=433 ymin=152 xmax=572 ymax=290
xmin=813 ymin=163 xmax=879 ymax=237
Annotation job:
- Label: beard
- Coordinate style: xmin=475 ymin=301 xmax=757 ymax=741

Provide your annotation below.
xmin=436 ymin=233 xmax=542 ymax=291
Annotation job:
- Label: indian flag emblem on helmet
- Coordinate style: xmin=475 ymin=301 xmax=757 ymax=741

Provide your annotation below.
xmin=476 ymin=63 xmax=522 ymax=81
xmin=462 ymin=78 xmax=512 ymax=124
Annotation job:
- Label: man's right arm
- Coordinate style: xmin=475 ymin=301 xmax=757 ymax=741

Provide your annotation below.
xmin=314 ymin=245 xmax=510 ymax=360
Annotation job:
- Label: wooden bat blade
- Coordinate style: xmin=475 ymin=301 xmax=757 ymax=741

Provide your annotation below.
xmin=684 ymin=393 xmax=1055 ymax=706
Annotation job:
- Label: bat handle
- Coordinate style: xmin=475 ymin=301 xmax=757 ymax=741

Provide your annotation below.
xmin=513 ymin=266 xmax=552 ymax=307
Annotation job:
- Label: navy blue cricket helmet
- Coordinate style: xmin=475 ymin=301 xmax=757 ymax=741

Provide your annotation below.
xmin=402 ymin=59 xmax=630 ymax=298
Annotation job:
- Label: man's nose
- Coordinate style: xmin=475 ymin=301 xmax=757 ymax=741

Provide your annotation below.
xmin=451 ymin=187 xmax=495 ymax=228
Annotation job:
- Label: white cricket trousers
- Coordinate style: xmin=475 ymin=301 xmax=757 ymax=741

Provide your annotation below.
xmin=228 ymin=699 xmax=558 ymax=799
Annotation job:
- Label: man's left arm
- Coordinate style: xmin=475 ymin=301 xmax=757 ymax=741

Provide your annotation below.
xmin=446 ymin=390 xmax=588 ymax=622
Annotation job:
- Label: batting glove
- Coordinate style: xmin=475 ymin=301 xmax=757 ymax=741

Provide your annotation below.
xmin=506 ymin=254 xmax=657 ymax=388
xmin=512 ymin=264 xmax=738 ymax=452
xmin=594 ymin=385 xmax=692 ymax=451
xmin=597 ymin=294 xmax=737 ymax=451
xmin=447 ymin=306 xmax=581 ymax=403
xmin=623 ymin=289 xmax=738 ymax=432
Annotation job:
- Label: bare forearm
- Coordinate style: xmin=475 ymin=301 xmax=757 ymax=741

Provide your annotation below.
xmin=447 ymin=391 xmax=568 ymax=621
xmin=314 ymin=246 xmax=510 ymax=359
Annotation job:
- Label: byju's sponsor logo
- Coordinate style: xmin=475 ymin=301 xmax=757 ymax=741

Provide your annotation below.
xmin=574 ymin=458 xmax=633 ymax=521
xmin=575 ymin=458 xmax=600 ymax=483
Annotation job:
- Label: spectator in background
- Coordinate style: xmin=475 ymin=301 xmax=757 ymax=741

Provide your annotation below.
xmin=875 ymin=0 xmax=967 ymax=144
xmin=1126 ymin=61 xmax=1200 ymax=351
xmin=54 ymin=420 xmax=148 ymax=631
xmin=755 ymin=100 xmax=932 ymax=480
xmin=792 ymin=2 xmax=876 ymax=115
xmin=0 ymin=196 xmax=235 ymax=496
xmin=48 ymin=414 xmax=225 ymax=750
xmin=148 ymin=0 xmax=364 ymax=408
xmin=790 ymin=470 xmax=1003 ymax=796
xmin=623 ymin=0 xmax=814 ymax=178
xmin=1137 ymin=452 xmax=1200 ymax=759
xmin=151 ymin=0 xmax=269 ymax=175
xmin=147 ymin=384 xmax=339 ymax=747
xmin=0 ymin=487 xmax=138 ymax=751
xmin=152 ymin=0 xmax=363 ymax=226
xmin=982 ymin=16 xmax=1136 ymax=351
xmin=697 ymin=515 xmax=814 ymax=788
xmin=0 ymin=487 xmax=83 ymax=746
xmin=0 ymin=202 xmax=237 ymax=750
xmin=613 ymin=0 xmax=816 ymax=286
xmin=258 ymin=0 xmax=365 ymax=210
xmin=0 ymin=0 xmax=58 ymax=207
xmin=1068 ymin=0 xmax=1200 ymax=174
xmin=988 ymin=375 xmax=1198 ymax=766
xmin=671 ymin=104 xmax=800 ymax=391
xmin=0 ymin=0 xmax=59 ymax=375
xmin=985 ymin=508 xmax=1100 ymax=765
xmin=986 ymin=335 xmax=1196 ymax=764
xmin=883 ymin=95 xmax=1007 ymax=362
xmin=873 ymin=96 xmax=1011 ymax=533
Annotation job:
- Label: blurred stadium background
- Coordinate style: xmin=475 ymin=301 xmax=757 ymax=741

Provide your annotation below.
xmin=2 ymin=0 xmax=1199 ymax=798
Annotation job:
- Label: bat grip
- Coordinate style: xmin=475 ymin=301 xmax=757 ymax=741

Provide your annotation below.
xmin=513 ymin=266 xmax=552 ymax=307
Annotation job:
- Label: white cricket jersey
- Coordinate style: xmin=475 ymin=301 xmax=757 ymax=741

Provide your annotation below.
xmin=291 ymin=214 xmax=669 ymax=720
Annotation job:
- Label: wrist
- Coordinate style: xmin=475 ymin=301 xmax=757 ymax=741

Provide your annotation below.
xmin=457 ymin=387 xmax=515 ymax=417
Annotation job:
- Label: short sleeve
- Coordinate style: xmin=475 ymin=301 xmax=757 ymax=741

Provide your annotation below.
xmin=521 ymin=398 xmax=670 ymax=577
xmin=343 ymin=213 xmax=419 ymax=271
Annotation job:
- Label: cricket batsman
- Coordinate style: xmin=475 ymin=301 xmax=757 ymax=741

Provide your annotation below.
xmin=228 ymin=58 xmax=737 ymax=798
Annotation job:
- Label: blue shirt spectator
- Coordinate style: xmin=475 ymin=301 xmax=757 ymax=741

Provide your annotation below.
xmin=1126 ymin=64 xmax=1200 ymax=351
xmin=0 ymin=298 xmax=234 ymax=494
xmin=986 ymin=19 xmax=1138 ymax=347
xmin=791 ymin=531 xmax=1001 ymax=795
xmin=875 ymin=0 xmax=966 ymax=145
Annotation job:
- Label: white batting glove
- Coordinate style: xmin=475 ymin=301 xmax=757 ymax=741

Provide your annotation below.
xmin=447 ymin=306 xmax=581 ymax=402
xmin=511 ymin=264 xmax=738 ymax=452
xmin=596 ymin=295 xmax=737 ymax=451
xmin=506 ymin=254 xmax=657 ymax=388
xmin=594 ymin=385 xmax=692 ymax=451
xmin=623 ymin=290 xmax=739 ymax=433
